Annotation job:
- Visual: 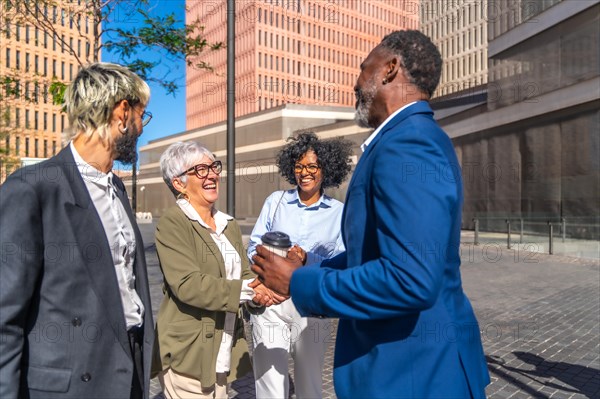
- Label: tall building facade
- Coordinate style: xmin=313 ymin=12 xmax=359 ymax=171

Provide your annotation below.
xmin=420 ymin=0 xmax=488 ymax=97
xmin=186 ymin=1 xmax=419 ymax=129
xmin=434 ymin=0 xmax=599 ymax=239
xmin=0 ymin=0 xmax=96 ymax=181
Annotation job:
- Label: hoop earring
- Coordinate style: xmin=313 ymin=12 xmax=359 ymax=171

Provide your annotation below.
xmin=117 ymin=121 xmax=128 ymax=134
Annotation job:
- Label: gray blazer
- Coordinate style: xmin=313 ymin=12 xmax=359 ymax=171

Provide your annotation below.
xmin=0 ymin=146 xmax=153 ymax=398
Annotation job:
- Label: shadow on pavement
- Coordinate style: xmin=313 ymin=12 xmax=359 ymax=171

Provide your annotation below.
xmin=486 ymin=352 xmax=600 ymax=399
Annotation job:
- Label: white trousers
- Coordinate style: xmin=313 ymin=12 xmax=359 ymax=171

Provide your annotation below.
xmin=250 ymin=299 xmax=333 ymax=399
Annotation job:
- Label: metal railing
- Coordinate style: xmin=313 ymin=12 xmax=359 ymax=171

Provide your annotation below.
xmin=471 ymin=217 xmax=582 ymax=255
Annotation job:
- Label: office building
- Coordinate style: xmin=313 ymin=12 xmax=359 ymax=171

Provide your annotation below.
xmin=420 ymin=0 xmax=488 ymax=97
xmin=433 ymin=0 xmax=599 ymax=239
xmin=0 ymin=0 xmax=96 ymax=181
xmin=185 ymin=0 xmax=419 ymax=129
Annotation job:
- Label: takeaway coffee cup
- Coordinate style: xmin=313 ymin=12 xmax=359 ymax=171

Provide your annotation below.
xmin=261 ymin=231 xmax=292 ymax=258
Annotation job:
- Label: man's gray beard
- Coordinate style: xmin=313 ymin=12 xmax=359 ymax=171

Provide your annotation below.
xmin=354 ymin=80 xmax=377 ymax=129
xmin=354 ymin=105 xmax=372 ymax=128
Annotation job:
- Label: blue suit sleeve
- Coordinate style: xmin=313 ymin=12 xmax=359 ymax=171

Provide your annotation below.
xmin=291 ymin=126 xmax=459 ymax=320
xmin=0 ymin=176 xmax=43 ymax=397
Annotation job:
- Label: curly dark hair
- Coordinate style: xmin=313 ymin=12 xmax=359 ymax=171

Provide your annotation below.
xmin=276 ymin=131 xmax=353 ymax=190
xmin=380 ymin=30 xmax=442 ymax=97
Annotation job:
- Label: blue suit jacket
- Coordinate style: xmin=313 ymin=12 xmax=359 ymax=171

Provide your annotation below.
xmin=290 ymin=101 xmax=490 ymax=398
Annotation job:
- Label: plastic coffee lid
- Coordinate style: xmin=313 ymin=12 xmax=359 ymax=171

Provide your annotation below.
xmin=261 ymin=231 xmax=292 ymax=248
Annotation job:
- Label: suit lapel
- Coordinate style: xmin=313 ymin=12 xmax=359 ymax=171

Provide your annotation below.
xmin=342 ymin=101 xmax=434 ymax=234
xmin=58 ymin=148 xmax=132 ymax=359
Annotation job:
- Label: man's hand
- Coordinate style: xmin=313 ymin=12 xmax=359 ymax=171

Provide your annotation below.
xmin=251 ymin=245 xmax=303 ymax=296
xmin=249 ymin=278 xmax=289 ymax=306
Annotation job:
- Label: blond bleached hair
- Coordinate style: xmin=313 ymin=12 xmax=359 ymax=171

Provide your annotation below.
xmin=63 ymin=62 xmax=150 ymax=142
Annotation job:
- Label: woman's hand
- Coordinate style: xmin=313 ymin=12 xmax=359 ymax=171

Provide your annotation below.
xmin=287 ymin=245 xmax=307 ymax=265
xmin=249 ymin=278 xmax=289 ymax=306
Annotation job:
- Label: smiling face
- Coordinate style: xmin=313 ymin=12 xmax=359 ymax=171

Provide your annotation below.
xmin=294 ymin=150 xmax=323 ymax=202
xmin=180 ymin=154 xmax=220 ymax=211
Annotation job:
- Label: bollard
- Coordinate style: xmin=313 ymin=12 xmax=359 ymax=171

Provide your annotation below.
xmin=473 ymin=218 xmax=479 ymax=246
xmin=520 ymin=218 xmax=524 ymax=244
xmin=548 ymin=222 xmax=554 ymax=255
xmin=506 ymin=219 xmax=511 ymax=249
xmin=561 ymin=217 xmax=566 ymax=243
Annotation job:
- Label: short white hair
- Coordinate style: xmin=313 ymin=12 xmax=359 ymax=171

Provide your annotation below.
xmin=160 ymin=141 xmax=215 ymax=196
xmin=64 ymin=62 xmax=150 ymax=142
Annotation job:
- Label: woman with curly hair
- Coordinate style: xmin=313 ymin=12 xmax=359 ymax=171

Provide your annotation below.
xmin=247 ymin=131 xmax=353 ymax=399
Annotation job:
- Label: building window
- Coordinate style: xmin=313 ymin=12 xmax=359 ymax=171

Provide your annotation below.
xmin=16 ymin=137 xmax=20 ymax=155
xmin=5 ymin=48 xmax=9 ymax=68
xmin=52 ymin=140 xmax=57 ymax=155
xmin=34 ymin=55 xmax=39 ymax=73
xmin=44 ymin=139 xmax=48 ymax=157
xmin=15 ymin=108 xmax=20 ymax=128
xmin=34 ymin=111 xmax=39 ymax=129
xmin=25 ymin=137 xmax=29 ymax=157
xmin=43 ymin=57 xmax=47 ymax=76
xmin=43 ymin=112 xmax=48 ymax=130
xmin=34 ymin=138 xmax=39 ymax=157
xmin=61 ymin=115 xmax=65 ymax=131
xmin=15 ymin=23 xmax=20 ymax=41
xmin=15 ymin=50 xmax=20 ymax=69
xmin=25 ymin=109 xmax=30 ymax=129
xmin=52 ymin=114 xmax=56 ymax=132
xmin=4 ymin=18 xmax=10 ymax=39
xmin=25 ymin=53 xmax=30 ymax=72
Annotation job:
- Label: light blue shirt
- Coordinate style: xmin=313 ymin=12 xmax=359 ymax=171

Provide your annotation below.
xmin=248 ymin=189 xmax=345 ymax=265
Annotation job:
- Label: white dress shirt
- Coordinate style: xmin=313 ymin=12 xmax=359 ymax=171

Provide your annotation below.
xmin=176 ymin=199 xmax=254 ymax=373
xmin=70 ymin=142 xmax=144 ymax=329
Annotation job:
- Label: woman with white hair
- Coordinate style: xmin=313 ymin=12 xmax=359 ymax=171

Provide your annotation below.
xmin=151 ymin=141 xmax=282 ymax=399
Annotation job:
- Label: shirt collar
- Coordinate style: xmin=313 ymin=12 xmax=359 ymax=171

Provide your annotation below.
xmin=360 ymin=101 xmax=418 ymax=152
xmin=70 ymin=141 xmax=113 ymax=189
xmin=176 ymin=198 xmax=233 ymax=235
xmin=287 ymin=189 xmax=333 ymax=209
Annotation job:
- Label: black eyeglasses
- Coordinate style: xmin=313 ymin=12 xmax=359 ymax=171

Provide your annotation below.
xmin=141 ymin=111 xmax=152 ymax=127
xmin=177 ymin=160 xmax=223 ymax=179
xmin=294 ymin=163 xmax=320 ymax=174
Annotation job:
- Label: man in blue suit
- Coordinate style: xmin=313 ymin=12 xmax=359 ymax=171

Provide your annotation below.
xmin=252 ymin=30 xmax=490 ymax=398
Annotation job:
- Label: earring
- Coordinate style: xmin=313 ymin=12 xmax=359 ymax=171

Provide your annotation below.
xmin=117 ymin=121 xmax=128 ymax=134
xmin=382 ymin=78 xmax=388 ymax=85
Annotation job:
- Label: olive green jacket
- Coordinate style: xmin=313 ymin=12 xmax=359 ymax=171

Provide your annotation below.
xmin=151 ymin=206 xmax=253 ymax=387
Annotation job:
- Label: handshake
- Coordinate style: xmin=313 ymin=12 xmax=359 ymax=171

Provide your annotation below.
xmin=249 ymin=244 xmax=305 ymax=307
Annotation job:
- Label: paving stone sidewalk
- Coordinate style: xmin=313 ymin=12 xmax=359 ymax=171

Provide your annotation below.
xmin=139 ymin=223 xmax=600 ymax=399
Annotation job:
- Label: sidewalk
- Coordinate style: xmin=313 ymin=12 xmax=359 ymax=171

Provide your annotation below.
xmin=140 ymin=223 xmax=600 ymax=399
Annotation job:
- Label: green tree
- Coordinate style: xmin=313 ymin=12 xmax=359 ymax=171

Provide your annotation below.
xmin=12 ymin=0 xmax=222 ymax=98
xmin=1 ymin=0 xmax=221 ymax=178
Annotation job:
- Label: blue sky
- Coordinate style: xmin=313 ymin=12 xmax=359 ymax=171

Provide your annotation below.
xmin=102 ymin=0 xmax=187 ymax=148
